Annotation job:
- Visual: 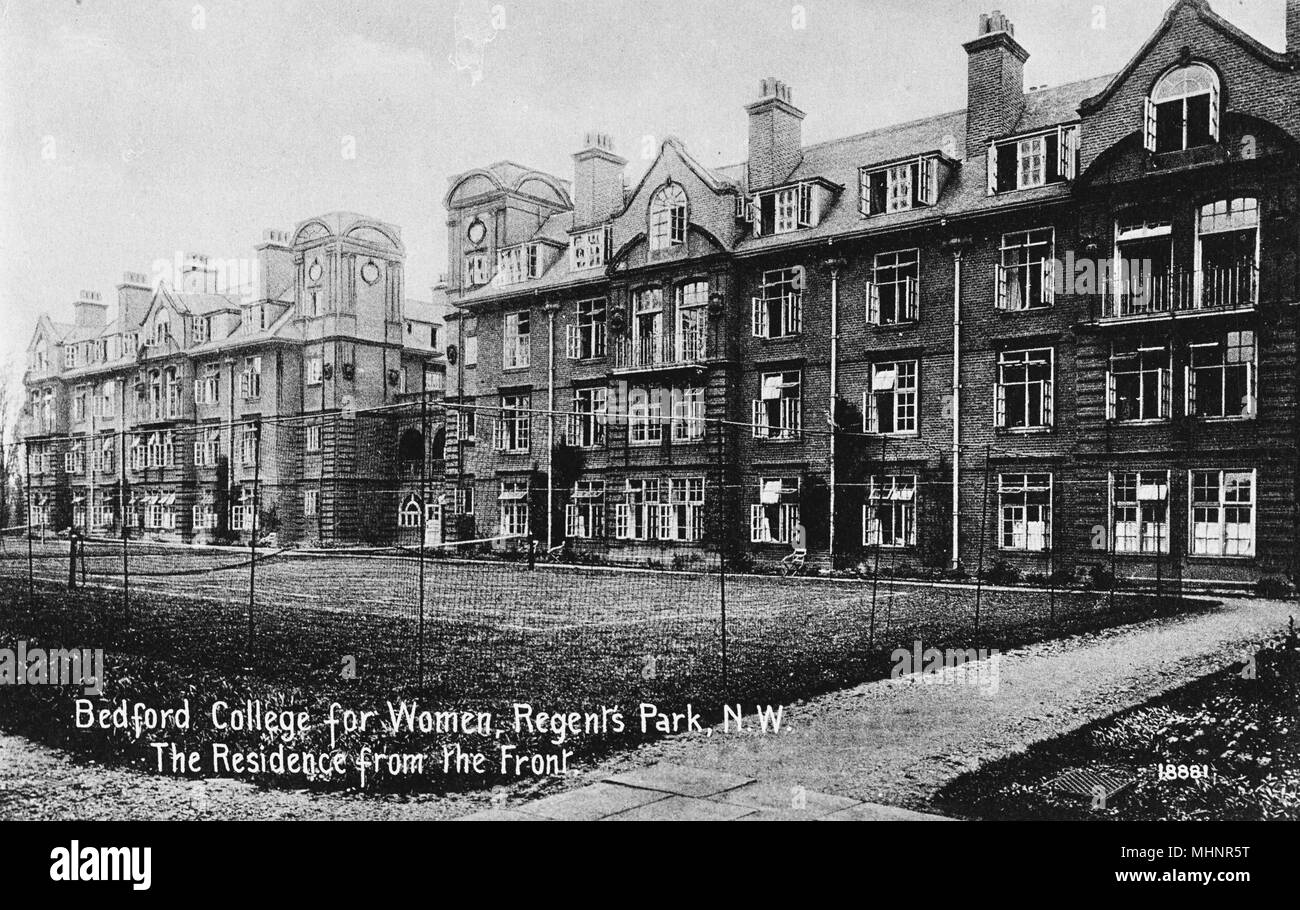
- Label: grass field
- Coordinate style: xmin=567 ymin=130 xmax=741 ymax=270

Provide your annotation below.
xmin=0 ymin=537 xmax=1219 ymax=794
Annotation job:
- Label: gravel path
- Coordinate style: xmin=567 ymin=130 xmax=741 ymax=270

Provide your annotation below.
xmin=1 ymin=596 xmax=1293 ymax=820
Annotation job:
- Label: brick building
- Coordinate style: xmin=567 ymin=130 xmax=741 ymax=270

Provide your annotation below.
xmin=441 ymin=0 xmax=1300 ymax=586
xmin=19 ymin=212 xmax=448 ymax=546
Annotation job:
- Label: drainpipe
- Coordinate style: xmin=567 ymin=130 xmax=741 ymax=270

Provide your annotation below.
xmin=544 ymin=300 xmax=559 ymax=551
xmin=949 ymin=242 xmax=964 ymax=570
xmin=824 ymin=254 xmax=846 ymax=566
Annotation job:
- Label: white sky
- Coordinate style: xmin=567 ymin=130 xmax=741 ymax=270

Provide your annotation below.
xmin=0 ymin=0 xmax=1286 ymax=380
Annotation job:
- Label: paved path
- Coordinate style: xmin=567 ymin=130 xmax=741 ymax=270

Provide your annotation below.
xmin=464 ymin=596 xmax=1296 ymax=820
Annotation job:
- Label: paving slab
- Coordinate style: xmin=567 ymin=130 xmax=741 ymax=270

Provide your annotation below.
xmin=458 ymin=807 xmax=543 ymax=821
xmin=606 ymin=795 xmax=756 ymax=821
xmin=518 ymin=782 xmax=671 ymax=821
xmin=822 ymin=803 xmax=952 ymax=821
xmin=721 ymin=780 xmax=860 ymax=816
xmin=602 ymin=761 xmax=754 ymax=798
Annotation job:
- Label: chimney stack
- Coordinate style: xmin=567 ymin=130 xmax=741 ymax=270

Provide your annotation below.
xmin=1288 ymin=0 xmax=1300 ymax=57
xmin=745 ymin=77 xmax=805 ymax=191
xmin=572 ymin=132 xmax=627 ymax=229
xmin=963 ymin=11 xmax=1029 ymax=154
xmin=73 ymin=290 xmax=108 ymax=329
xmin=117 ymin=271 xmax=152 ymax=329
xmin=181 ymin=253 xmax=218 ymax=294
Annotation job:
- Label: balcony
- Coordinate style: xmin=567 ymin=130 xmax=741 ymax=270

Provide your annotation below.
xmin=1100 ymin=265 xmax=1258 ymax=322
xmin=613 ymin=324 xmax=708 ymax=372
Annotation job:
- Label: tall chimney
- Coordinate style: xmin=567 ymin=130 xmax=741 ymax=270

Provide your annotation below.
xmin=181 ymin=253 xmax=218 ymax=294
xmin=572 ymin=132 xmax=627 ymax=229
xmin=1288 ymin=0 xmax=1300 ymax=57
xmin=745 ymin=77 xmax=805 ymax=191
xmin=963 ymin=11 xmax=1029 ymax=153
xmin=73 ymin=290 xmax=108 ymax=329
xmin=117 ymin=271 xmax=152 ymax=329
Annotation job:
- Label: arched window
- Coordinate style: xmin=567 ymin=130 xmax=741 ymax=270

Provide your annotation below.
xmin=648 ymin=183 xmax=687 ymax=250
xmin=1145 ymin=63 xmax=1220 ymax=153
xmin=398 ymin=492 xmax=423 ymax=528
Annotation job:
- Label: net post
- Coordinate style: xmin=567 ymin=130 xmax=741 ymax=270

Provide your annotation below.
xmin=25 ymin=441 xmax=33 ymax=612
xmin=120 ymin=428 xmax=130 ymax=626
xmin=868 ymin=435 xmax=889 ymax=649
xmin=417 ymin=380 xmax=428 ymax=690
xmin=247 ymin=417 xmax=261 ymax=661
xmin=973 ymin=443 xmax=991 ymax=643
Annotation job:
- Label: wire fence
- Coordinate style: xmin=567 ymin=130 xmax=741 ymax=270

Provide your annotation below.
xmin=0 ymin=399 xmax=1203 ymax=720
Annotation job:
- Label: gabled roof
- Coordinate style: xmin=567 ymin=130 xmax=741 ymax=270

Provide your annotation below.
xmin=1080 ymin=0 xmax=1294 ymax=113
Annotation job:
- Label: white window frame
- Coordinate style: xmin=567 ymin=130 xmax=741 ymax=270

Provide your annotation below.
xmin=863 ymin=474 xmax=918 ymax=548
xmin=995 ymin=348 xmax=1054 ymax=430
xmin=750 ymin=477 xmax=800 ymax=544
xmin=1110 ymin=471 xmax=1170 ymax=554
xmin=1190 ymin=469 xmax=1256 ymax=558
xmin=866 ymin=249 xmax=920 ymax=325
xmin=752 ymin=370 xmax=801 ymax=440
xmin=865 ymin=360 xmax=919 ymax=435
xmin=997 ymin=473 xmax=1053 ymax=552
xmin=565 ymin=480 xmax=605 ymax=539
xmin=648 ymin=184 xmax=687 ymax=250
xmin=503 ymin=311 xmax=531 ymax=370
xmin=1187 ymin=330 xmax=1256 ymax=420
xmin=1107 ymin=340 xmax=1171 ymax=422
xmin=996 ymin=228 xmax=1055 ymax=311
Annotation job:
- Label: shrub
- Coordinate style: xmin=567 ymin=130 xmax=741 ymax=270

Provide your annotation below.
xmin=1256 ymin=575 xmax=1294 ymax=600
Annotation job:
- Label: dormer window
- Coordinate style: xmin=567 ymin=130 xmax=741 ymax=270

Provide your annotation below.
xmin=497 ymin=243 xmax=543 ymax=284
xmin=859 ymin=155 xmax=946 ymax=216
xmin=64 ymin=345 xmax=79 ymax=369
xmin=749 ymin=181 xmax=826 ymax=236
xmin=649 ymin=183 xmax=687 ymax=250
xmin=570 ymin=225 xmax=612 ymax=271
xmin=1145 ymin=63 xmax=1219 ymax=154
xmin=988 ymin=126 xmax=1078 ymax=195
xmin=192 ymin=316 xmax=209 ymax=345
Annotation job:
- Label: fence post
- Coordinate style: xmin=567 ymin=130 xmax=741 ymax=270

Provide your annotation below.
xmin=973 ymin=444 xmax=991 ymax=641
xmin=247 ymin=418 xmax=261 ymax=660
xmin=868 ymin=435 xmax=889 ymax=649
xmin=24 ymin=442 xmax=33 ymax=611
xmin=417 ymin=382 xmax=428 ymax=689
xmin=120 ymin=429 xmax=130 ymax=626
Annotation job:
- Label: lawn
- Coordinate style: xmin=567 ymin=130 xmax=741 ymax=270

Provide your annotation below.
xmin=0 ymin=548 xmax=1217 ymax=795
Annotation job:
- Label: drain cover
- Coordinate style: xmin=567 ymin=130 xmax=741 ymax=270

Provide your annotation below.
xmin=1048 ymin=767 xmax=1135 ymax=801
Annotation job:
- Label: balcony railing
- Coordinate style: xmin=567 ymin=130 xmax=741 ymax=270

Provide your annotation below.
xmin=613 ymin=324 xmax=708 ymax=371
xmin=1104 ymin=265 xmax=1258 ymax=320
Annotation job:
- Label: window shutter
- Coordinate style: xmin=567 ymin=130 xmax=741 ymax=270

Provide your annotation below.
xmin=1106 ymin=369 xmax=1116 ymax=419
xmin=748 ymin=198 xmax=762 ymax=235
xmin=1184 ymin=364 xmax=1195 ymax=416
xmin=751 ymin=297 xmax=766 ymax=338
xmin=615 ymin=503 xmax=629 ymax=539
xmin=1041 ymin=258 xmax=1056 ymax=305
xmin=1058 ymin=126 xmax=1078 ymax=180
xmin=1143 ymin=97 xmax=1157 ymax=152
xmin=865 ymin=282 xmax=880 ymax=325
xmin=784 ymin=294 xmax=802 ymax=334
xmin=750 ymin=504 xmax=764 ymax=542
xmin=657 ymin=504 xmax=672 ymax=540
xmin=858 ymin=169 xmax=869 ymax=216
xmin=995 ymin=264 xmax=1009 ymax=310
xmin=565 ymin=324 xmax=577 ymax=360
xmin=798 ymin=183 xmax=813 ymax=227
xmin=1209 ymin=80 xmax=1220 ymax=142
xmin=864 ymin=390 xmax=877 ymax=433
xmin=994 ymin=379 xmax=1006 ymax=427
xmin=905 ymin=275 xmax=919 ymax=321
xmin=564 ymin=503 xmax=578 ymax=537
xmin=986 ymin=143 xmax=998 ymax=195
xmin=1160 ymin=367 xmax=1172 ymax=419
xmin=1043 ymin=373 xmax=1054 ymax=426
xmin=751 ymin=399 xmax=764 ymax=438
